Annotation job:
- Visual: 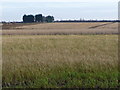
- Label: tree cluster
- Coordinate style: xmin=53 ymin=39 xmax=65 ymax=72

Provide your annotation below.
xmin=23 ymin=14 xmax=54 ymax=23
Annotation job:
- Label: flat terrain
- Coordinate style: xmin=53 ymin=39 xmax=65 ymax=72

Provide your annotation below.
xmin=2 ymin=22 xmax=118 ymax=35
xmin=3 ymin=35 xmax=118 ymax=88
xmin=2 ymin=22 xmax=119 ymax=88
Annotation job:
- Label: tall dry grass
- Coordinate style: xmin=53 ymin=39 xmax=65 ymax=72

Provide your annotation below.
xmin=2 ymin=35 xmax=118 ymax=88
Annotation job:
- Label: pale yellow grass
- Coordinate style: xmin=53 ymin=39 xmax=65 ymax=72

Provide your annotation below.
xmin=3 ymin=35 xmax=118 ymax=75
xmin=2 ymin=22 xmax=118 ymax=35
xmin=15 ymin=22 xmax=117 ymax=30
xmin=2 ymin=35 xmax=118 ymax=87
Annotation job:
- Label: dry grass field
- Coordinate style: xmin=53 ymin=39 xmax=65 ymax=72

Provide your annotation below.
xmin=2 ymin=22 xmax=118 ymax=35
xmin=2 ymin=35 xmax=119 ymax=88
xmin=2 ymin=22 xmax=119 ymax=88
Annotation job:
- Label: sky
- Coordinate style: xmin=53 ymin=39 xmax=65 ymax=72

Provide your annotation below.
xmin=0 ymin=0 xmax=119 ymax=22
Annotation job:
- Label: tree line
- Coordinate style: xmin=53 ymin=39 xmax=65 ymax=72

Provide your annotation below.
xmin=23 ymin=14 xmax=54 ymax=23
xmin=55 ymin=20 xmax=119 ymax=22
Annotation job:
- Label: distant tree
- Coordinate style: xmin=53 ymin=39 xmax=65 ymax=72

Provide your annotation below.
xmin=46 ymin=15 xmax=54 ymax=22
xmin=23 ymin=14 xmax=54 ymax=23
xmin=23 ymin=14 xmax=34 ymax=23
xmin=23 ymin=15 xmax=27 ymax=23
xmin=27 ymin=15 xmax=34 ymax=22
xmin=35 ymin=14 xmax=43 ymax=22
xmin=42 ymin=16 xmax=46 ymax=22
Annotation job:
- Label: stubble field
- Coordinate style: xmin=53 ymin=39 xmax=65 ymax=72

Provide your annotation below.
xmin=2 ymin=22 xmax=118 ymax=35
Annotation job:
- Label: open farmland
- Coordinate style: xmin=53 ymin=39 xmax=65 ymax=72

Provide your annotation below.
xmin=2 ymin=35 xmax=119 ymax=88
xmin=2 ymin=22 xmax=119 ymax=88
xmin=2 ymin=22 xmax=118 ymax=35
xmin=1 ymin=0 xmax=119 ymax=88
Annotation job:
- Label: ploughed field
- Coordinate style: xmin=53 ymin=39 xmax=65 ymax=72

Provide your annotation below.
xmin=1 ymin=22 xmax=118 ymax=35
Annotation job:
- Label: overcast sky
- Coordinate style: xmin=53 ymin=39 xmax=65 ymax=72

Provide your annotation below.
xmin=1 ymin=0 xmax=119 ymax=22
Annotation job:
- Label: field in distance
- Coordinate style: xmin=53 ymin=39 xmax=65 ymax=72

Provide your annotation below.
xmin=2 ymin=22 xmax=118 ymax=35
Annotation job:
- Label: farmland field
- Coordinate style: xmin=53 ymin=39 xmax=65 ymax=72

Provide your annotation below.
xmin=2 ymin=22 xmax=119 ymax=88
xmin=1 ymin=22 xmax=118 ymax=35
